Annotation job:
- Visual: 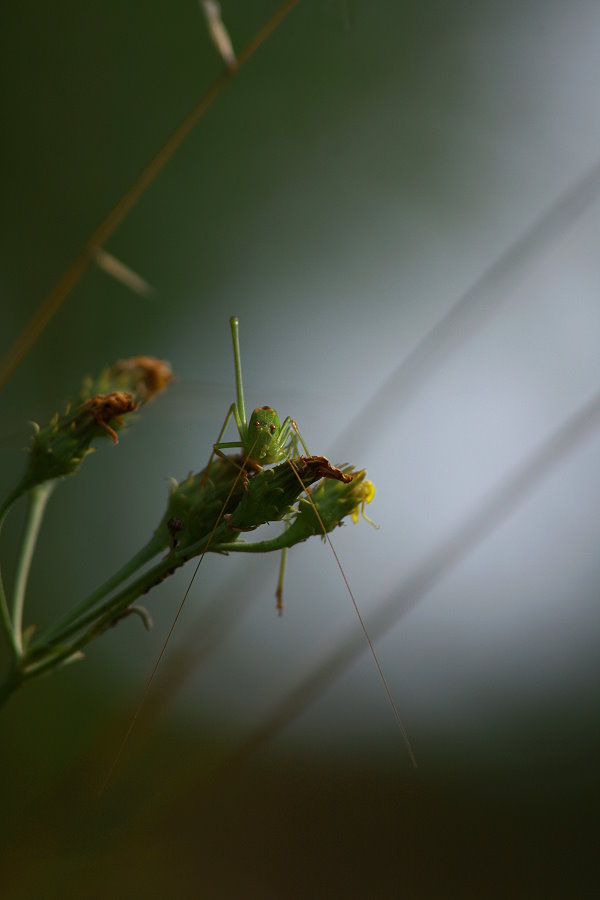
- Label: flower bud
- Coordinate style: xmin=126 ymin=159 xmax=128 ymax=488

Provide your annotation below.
xmin=21 ymin=391 xmax=138 ymax=490
xmin=78 ymin=356 xmax=172 ymax=405
xmin=224 ymin=456 xmax=353 ymax=534
xmin=156 ymin=456 xmax=245 ymax=552
xmin=17 ymin=356 xmax=172 ymax=493
xmin=278 ymin=467 xmax=374 ymax=545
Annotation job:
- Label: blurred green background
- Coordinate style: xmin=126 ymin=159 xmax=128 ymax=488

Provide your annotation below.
xmin=2 ymin=1 xmax=600 ymax=896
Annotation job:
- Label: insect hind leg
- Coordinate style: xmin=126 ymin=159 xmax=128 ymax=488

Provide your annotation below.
xmin=273 ymin=418 xmax=312 ymax=614
xmin=202 ymin=402 xmax=244 ymax=484
xmin=275 ymin=546 xmax=287 ymax=616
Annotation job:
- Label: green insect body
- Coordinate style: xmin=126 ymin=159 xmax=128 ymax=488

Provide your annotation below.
xmin=209 ymin=317 xmax=307 ymax=473
xmin=246 ymin=406 xmax=285 ymax=465
xmin=203 ymin=316 xmax=313 ymax=611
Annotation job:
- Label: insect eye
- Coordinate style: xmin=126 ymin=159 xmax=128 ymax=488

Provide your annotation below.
xmin=254 ymin=420 xmax=260 ymax=428
xmin=269 ymin=424 xmax=276 ymax=434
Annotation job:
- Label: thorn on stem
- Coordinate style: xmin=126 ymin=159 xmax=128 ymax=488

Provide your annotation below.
xmin=111 ymin=604 xmax=153 ymax=631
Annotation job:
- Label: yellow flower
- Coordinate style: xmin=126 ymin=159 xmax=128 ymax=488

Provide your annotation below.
xmin=351 ymin=479 xmax=379 ymax=528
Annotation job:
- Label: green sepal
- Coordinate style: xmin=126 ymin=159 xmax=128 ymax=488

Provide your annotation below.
xmin=14 ymin=357 xmax=173 ymax=495
xmin=77 ymin=356 xmax=172 ymax=405
xmin=224 ymin=456 xmax=353 ymax=534
xmin=268 ymin=467 xmax=368 ymax=546
xmin=157 ymin=456 xmax=245 ymax=552
xmin=19 ymin=398 xmax=132 ymax=491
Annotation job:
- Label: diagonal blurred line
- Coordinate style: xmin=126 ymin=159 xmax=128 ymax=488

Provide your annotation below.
xmin=0 ymin=0 xmax=300 ymax=391
xmin=219 ymin=388 xmax=600 ymax=768
xmin=335 ymin=157 xmax=600 ymax=455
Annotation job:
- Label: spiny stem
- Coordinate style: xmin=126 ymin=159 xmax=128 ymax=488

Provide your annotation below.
xmin=21 ymin=566 xmax=171 ymax=682
xmin=12 ymin=482 xmax=54 ymax=654
xmin=32 ymin=508 xmax=236 ymax=656
xmin=39 ymin=529 xmax=167 ymax=645
xmin=33 ymin=544 xmax=188 ymax=653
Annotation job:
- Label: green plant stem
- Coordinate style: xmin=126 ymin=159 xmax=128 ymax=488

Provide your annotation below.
xmin=29 ymin=520 xmax=234 ymax=659
xmin=52 ymin=525 xmax=312 ymax=649
xmin=0 ymin=485 xmax=25 ymax=525
xmin=40 ymin=529 xmax=167 ymax=645
xmin=215 ymin=536 xmax=292 ymax=554
xmin=12 ymin=482 xmax=54 ymax=654
xmin=0 ymin=522 xmax=284 ymax=700
xmin=0 ymin=572 xmax=17 ymax=659
xmin=1 ymin=507 xmax=277 ymax=697
xmin=0 ymin=486 xmax=28 ymax=660
xmin=0 ymin=531 xmax=199 ymax=697
xmin=22 ymin=547 xmax=195 ymax=681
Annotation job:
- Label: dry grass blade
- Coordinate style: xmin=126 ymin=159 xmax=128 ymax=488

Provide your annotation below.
xmin=0 ymin=0 xmax=300 ymax=391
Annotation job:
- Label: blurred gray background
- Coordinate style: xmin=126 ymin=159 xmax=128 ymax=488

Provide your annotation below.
xmin=1 ymin=1 xmax=600 ymax=896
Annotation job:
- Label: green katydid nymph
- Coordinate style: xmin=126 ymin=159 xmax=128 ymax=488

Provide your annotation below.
xmin=208 ymin=316 xmax=309 ymax=473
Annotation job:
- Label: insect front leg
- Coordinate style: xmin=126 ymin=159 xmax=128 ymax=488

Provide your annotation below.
xmin=279 ymin=416 xmax=311 ymax=458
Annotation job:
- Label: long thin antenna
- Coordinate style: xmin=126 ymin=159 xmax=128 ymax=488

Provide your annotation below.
xmin=284 ymin=447 xmax=417 ymax=768
xmin=229 ymin=316 xmax=246 ymax=427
